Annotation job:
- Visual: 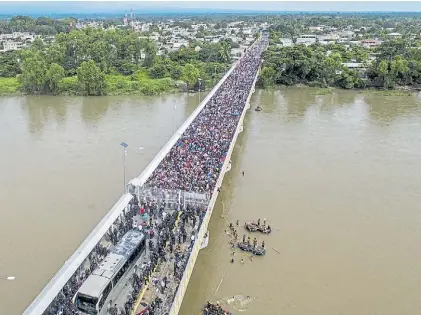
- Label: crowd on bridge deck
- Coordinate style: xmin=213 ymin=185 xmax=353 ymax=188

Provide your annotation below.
xmin=146 ymin=34 xmax=268 ymax=194
xmin=40 ymin=33 xmax=267 ymax=315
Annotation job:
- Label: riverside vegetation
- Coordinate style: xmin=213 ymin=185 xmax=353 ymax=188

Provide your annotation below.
xmin=258 ymin=23 xmax=421 ymax=91
xmin=4 ymin=14 xmax=421 ymax=96
xmin=0 ymin=19 xmax=234 ymax=96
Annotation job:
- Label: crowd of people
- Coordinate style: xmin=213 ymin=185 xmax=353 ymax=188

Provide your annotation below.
xmin=203 ymin=302 xmax=233 ymax=315
xmin=146 ymin=34 xmax=268 ymax=194
xmin=40 ymin=33 xmax=267 ymax=315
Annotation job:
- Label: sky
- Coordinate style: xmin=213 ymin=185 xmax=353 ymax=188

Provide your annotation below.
xmin=1 ymin=1 xmax=421 ymax=16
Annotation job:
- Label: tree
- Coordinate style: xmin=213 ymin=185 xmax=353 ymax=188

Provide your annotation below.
xmin=19 ymin=54 xmax=47 ymax=93
xmin=77 ymin=60 xmax=106 ymax=96
xmin=259 ymin=66 xmax=276 ymax=87
xmin=45 ymin=63 xmax=65 ymax=94
xmin=219 ymin=40 xmax=231 ymax=63
xmin=182 ymin=63 xmax=200 ymax=90
xmin=148 ymin=63 xmax=169 ymax=79
xmin=31 ymin=37 xmax=44 ymax=51
xmin=0 ymin=51 xmax=20 ymax=77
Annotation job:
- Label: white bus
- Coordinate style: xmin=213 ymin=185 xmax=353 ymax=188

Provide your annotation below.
xmin=73 ymin=230 xmax=146 ymax=315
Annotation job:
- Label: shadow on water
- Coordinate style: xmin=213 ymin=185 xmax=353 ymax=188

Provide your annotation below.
xmin=280 ymin=87 xmax=316 ymax=122
xmin=363 ymin=92 xmax=421 ymax=124
xmin=179 ymin=104 xmax=253 ymax=315
xmin=319 ymin=90 xmax=359 ymax=114
xmin=253 ymin=88 xmax=281 ymax=114
xmin=80 ymin=96 xmax=111 ymax=126
xmin=21 ymin=95 xmax=68 ymax=134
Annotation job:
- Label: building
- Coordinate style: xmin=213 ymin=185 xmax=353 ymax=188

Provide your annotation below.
xmin=296 ymin=35 xmax=317 ymax=46
xmin=280 ymin=38 xmax=293 ymax=47
xmin=387 ymin=32 xmax=402 ymax=39
xmin=361 ymin=39 xmax=382 ymax=48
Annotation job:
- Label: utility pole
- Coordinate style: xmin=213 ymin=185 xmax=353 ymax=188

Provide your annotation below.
xmin=120 ymin=142 xmax=128 ymax=193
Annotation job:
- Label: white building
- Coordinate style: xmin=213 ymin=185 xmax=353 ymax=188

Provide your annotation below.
xmin=280 ymin=38 xmax=293 ymax=47
xmin=296 ymin=35 xmax=317 ymax=46
xmin=2 ymin=40 xmax=22 ymax=51
xmin=387 ymin=32 xmax=402 ymax=39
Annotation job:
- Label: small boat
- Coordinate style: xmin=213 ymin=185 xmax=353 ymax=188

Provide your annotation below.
xmin=255 ymin=106 xmax=262 ymax=112
xmin=203 ymin=302 xmax=233 ymax=315
xmin=244 ymin=222 xmax=272 ymax=234
xmin=237 ymin=242 xmax=266 ymax=256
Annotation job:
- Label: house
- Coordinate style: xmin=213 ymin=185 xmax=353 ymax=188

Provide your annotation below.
xmin=2 ymin=40 xmax=23 ymax=51
xmin=342 ymin=62 xmax=366 ymax=69
xmin=296 ymin=35 xmax=317 ymax=46
xmin=170 ymin=41 xmax=188 ymax=51
xmin=387 ymin=32 xmax=402 ymax=39
xmin=309 ymin=26 xmax=324 ymax=32
xmin=361 ymin=39 xmax=382 ymax=48
xmin=149 ymin=32 xmax=160 ymax=42
xmin=280 ymin=38 xmax=293 ymax=47
xmin=340 ymin=30 xmax=355 ymax=38
xmin=342 ymin=62 xmax=367 ymax=78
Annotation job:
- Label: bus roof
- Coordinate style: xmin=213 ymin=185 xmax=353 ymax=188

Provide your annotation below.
xmin=112 ymin=230 xmax=144 ymax=257
xmin=77 ymin=274 xmax=110 ymax=299
xmin=77 ymin=230 xmax=145 ymax=298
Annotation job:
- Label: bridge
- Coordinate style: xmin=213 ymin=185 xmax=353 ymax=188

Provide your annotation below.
xmin=23 ymin=33 xmax=268 ymax=315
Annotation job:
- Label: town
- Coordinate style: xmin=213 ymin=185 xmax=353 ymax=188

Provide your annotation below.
xmin=0 ymin=13 xmax=420 ymax=94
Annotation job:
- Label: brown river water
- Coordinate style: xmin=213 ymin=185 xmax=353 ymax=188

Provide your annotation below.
xmin=1 ymin=88 xmax=421 ymax=315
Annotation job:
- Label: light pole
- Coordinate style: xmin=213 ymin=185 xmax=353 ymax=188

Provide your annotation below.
xmin=120 ymin=142 xmax=128 ymax=193
xmin=173 ymin=101 xmax=176 ymax=134
xmin=198 ymin=78 xmax=202 ymax=104
xmin=0 ymin=276 xmax=15 ymax=281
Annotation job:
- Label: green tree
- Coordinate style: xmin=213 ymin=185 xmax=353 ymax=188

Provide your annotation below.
xmin=77 ymin=60 xmax=106 ymax=96
xmin=31 ymin=37 xmax=44 ymax=51
xmin=45 ymin=63 xmax=65 ymax=94
xmin=182 ymin=63 xmax=200 ymax=90
xmin=19 ymin=54 xmax=47 ymax=93
xmin=259 ymin=66 xmax=276 ymax=87
xmin=219 ymin=40 xmax=231 ymax=63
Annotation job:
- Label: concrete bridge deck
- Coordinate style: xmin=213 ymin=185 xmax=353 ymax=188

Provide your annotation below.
xmin=23 ymin=33 xmax=268 ymax=315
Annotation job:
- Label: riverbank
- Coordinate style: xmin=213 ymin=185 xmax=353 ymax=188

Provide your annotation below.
xmin=261 ymin=85 xmax=415 ymax=97
xmin=0 ymin=75 xmax=217 ymax=97
xmin=1 ymin=77 xmax=415 ymax=98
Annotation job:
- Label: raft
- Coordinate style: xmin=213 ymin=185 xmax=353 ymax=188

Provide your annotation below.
xmin=255 ymin=106 xmax=262 ymax=112
xmin=244 ymin=222 xmax=272 ymax=234
xmin=203 ymin=302 xmax=233 ymax=315
xmin=237 ymin=242 xmax=266 ymax=256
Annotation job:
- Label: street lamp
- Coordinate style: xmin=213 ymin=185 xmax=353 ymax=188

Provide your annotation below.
xmin=120 ymin=142 xmax=128 ymax=193
xmin=0 ymin=276 xmax=15 ymax=281
xmin=198 ymin=78 xmax=202 ymax=103
xmin=173 ymin=101 xmax=177 ymax=134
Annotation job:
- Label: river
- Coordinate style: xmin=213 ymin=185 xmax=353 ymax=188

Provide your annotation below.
xmin=1 ymin=88 xmax=421 ymax=315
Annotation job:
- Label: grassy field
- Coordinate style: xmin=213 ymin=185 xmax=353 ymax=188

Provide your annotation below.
xmin=0 ymin=77 xmax=21 ymax=95
xmin=0 ymin=73 xmax=178 ymax=96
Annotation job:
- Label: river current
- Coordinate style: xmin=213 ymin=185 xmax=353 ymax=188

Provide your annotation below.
xmin=1 ymin=88 xmax=420 ymax=315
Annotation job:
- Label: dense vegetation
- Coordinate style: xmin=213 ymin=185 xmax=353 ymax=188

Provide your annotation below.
xmin=0 ymin=19 xmax=232 ymax=95
xmin=0 ymin=15 xmax=74 ymax=35
xmin=4 ymin=14 xmax=421 ymax=95
xmin=259 ymin=37 xmax=421 ymax=90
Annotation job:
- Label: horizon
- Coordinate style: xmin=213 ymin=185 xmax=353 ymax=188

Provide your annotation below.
xmin=0 ymin=1 xmax=421 ymax=17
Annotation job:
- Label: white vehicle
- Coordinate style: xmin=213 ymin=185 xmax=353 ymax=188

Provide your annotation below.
xmin=73 ymin=230 xmax=146 ymax=314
